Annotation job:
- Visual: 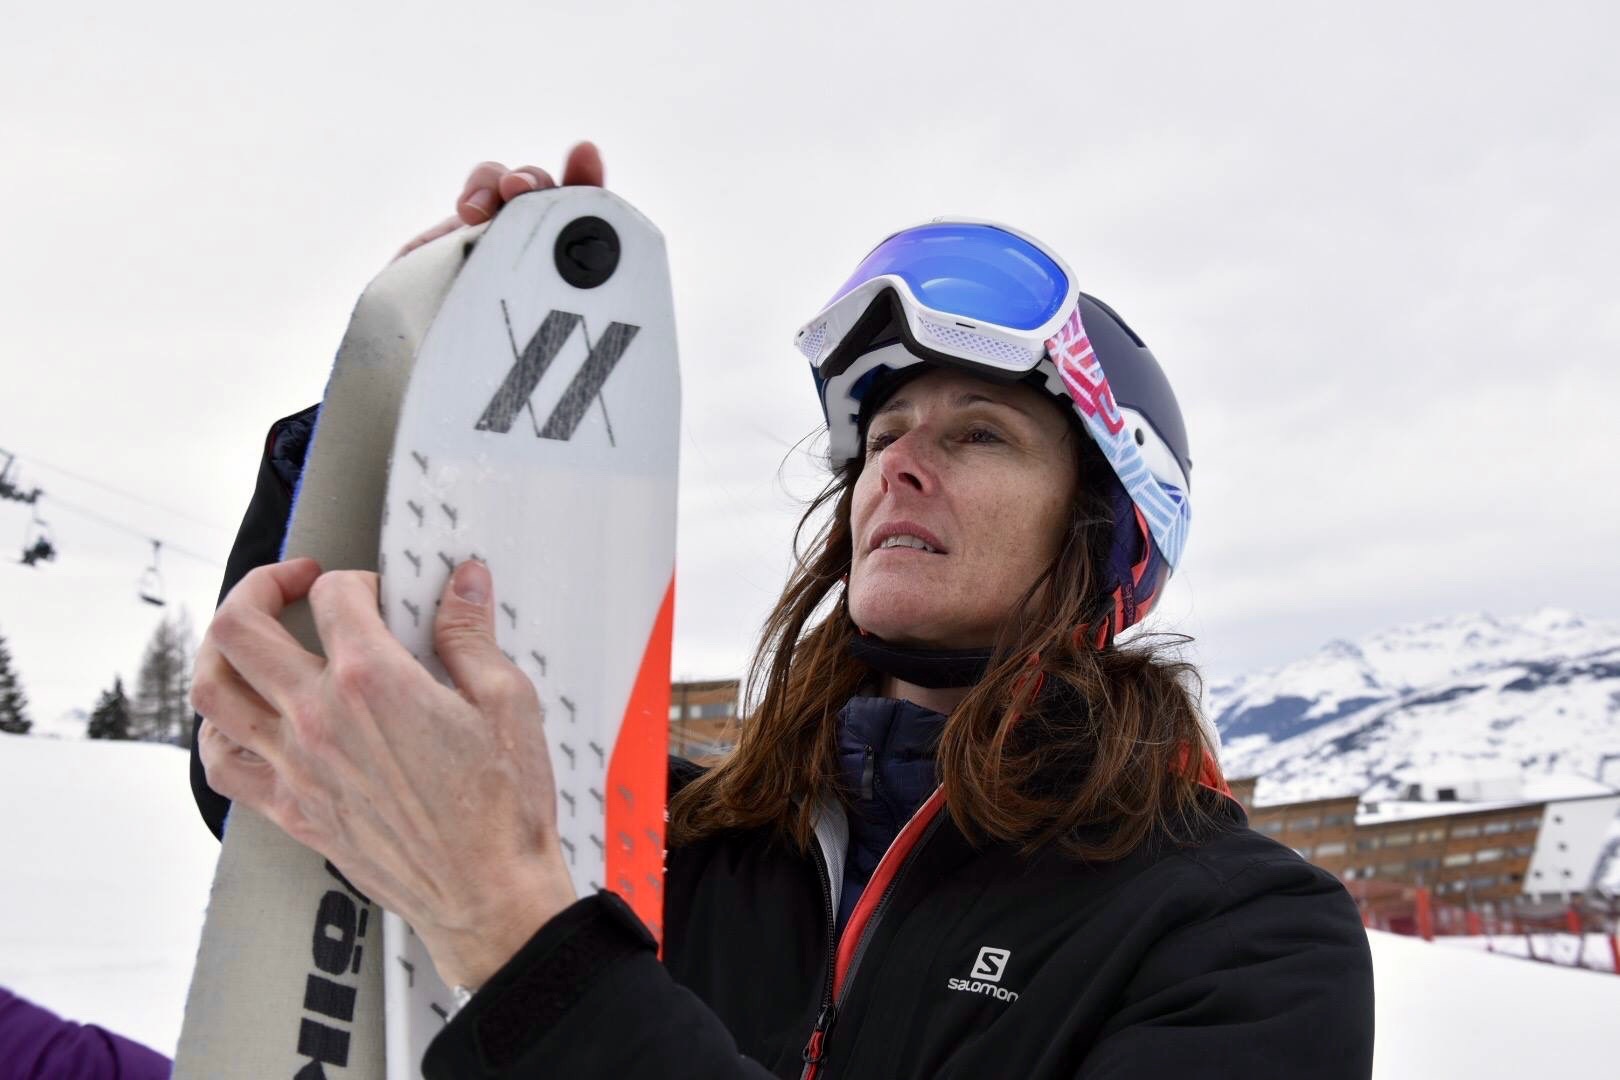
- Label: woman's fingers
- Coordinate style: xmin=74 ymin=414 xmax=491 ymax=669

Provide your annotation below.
xmin=432 ymin=561 xmax=537 ymax=715
xmin=498 ymin=166 xmax=555 ymax=203
xmin=396 ymin=146 xmax=606 ymax=265
xmin=560 ymin=141 xmax=604 ymax=187
xmin=458 ymin=160 xmax=509 ymax=224
xmin=192 ymin=643 xmax=285 ymax=761
xmin=305 ymin=571 xmax=410 ymax=705
xmin=197 ymin=717 xmax=280 ymax=807
xmin=208 ymin=560 xmax=327 ymax=716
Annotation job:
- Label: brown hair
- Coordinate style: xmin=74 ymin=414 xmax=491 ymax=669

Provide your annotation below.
xmin=667 ymin=428 xmax=1221 ymax=862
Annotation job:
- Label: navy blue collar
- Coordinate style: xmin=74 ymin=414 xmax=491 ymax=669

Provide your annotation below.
xmin=849 ymin=635 xmax=993 ymax=689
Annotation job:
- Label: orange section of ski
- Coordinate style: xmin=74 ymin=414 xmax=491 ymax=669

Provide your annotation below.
xmin=604 ymin=575 xmax=675 ymax=943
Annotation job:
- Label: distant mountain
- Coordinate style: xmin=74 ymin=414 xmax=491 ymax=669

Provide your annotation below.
xmin=1210 ymin=609 xmax=1620 ymax=807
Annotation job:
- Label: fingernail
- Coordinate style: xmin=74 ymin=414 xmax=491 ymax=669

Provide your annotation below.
xmin=454 ymin=560 xmax=491 ymax=605
xmin=512 ymin=172 xmax=541 ymax=192
xmin=464 ymin=189 xmax=496 ymax=221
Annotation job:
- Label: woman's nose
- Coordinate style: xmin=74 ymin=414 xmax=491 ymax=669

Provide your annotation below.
xmin=879 ymin=431 xmax=936 ymax=495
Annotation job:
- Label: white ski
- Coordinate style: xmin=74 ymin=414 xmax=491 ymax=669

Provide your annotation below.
xmin=375 ymin=188 xmax=678 ymax=1074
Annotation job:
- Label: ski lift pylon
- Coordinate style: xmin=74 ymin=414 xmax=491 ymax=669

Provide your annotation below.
xmin=138 ymin=539 xmax=166 ymax=606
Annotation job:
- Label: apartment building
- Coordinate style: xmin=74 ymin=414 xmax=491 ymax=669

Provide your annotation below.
xmin=669 ymin=678 xmax=741 ymax=764
xmin=1241 ymin=772 xmax=1620 ymax=908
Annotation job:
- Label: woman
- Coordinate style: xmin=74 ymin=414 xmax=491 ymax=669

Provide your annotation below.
xmin=190 ymin=144 xmax=1375 ymax=1078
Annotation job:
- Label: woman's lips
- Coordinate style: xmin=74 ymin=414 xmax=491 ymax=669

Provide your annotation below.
xmin=869 ymin=521 xmax=947 ymax=554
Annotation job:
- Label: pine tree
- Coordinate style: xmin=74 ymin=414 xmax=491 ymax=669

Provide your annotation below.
xmin=131 ymin=610 xmax=196 ymax=746
xmin=0 ymin=627 xmax=30 ymax=735
xmin=87 ymin=676 xmax=134 ymax=740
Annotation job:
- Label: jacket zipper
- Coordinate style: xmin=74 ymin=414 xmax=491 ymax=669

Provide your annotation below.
xmin=799 ymin=786 xmax=947 ymax=1080
xmin=801 ymin=841 xmax=839 ymax=1076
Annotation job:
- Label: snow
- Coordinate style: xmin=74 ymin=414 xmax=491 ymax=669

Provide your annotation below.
xmin=1433 ymin=934 xmax=1617 ymax=974
xmin=1369 ymin=929 xmax=1620 ymax=1079
xmin=0 ymin=734 xmax=218 ymax=1057
xmin=1357 ymin=786 xmax=1618 ymax=826
xmin=4 ymin=732 xmax=1619 ymax=1074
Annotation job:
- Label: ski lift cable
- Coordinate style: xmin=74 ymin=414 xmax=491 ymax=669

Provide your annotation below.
xmin=42 ymin=493 xmax=225 ymax=569
xmin=0 ymin=445 xmax=235 ymax=535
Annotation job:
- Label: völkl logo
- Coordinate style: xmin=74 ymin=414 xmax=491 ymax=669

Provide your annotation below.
xmin=477 ymin=308 xmax=639 ymax=442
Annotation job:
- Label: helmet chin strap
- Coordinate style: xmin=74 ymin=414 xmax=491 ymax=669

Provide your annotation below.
xmin=848 ymin=632 xmax=994 ymax=690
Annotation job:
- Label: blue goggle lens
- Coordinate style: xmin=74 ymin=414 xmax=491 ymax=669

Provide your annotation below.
xmin=827 ymin=223 xmax=1069 ymax=332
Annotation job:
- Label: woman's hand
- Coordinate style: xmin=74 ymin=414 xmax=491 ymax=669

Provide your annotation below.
xmin=194 ymin=557 xmax=577 ymax=989
xmin=394 ymin=142 xmax=607 ymax=261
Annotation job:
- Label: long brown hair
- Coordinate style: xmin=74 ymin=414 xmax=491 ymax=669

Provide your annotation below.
xmin=668 ymin=425 xmax=1221 ymax=862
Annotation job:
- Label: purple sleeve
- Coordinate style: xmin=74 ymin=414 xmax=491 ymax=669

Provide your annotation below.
xmin=0 ymin=986 xmax=172 ymax=1079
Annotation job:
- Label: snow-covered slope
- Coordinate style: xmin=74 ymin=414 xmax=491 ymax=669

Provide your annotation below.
xmin=0 ymin=734 xmax=218 ymax=1056
xmin=1211 ymin=608 xmax=1620 ymax=808
xmin=1368 ymin=929 xmax=1620 ymax=1079
xmin=3 ymin=738 xmax=1620 ymax=1075
xmin=3 ymin=729 xmax=1617 ymax=1074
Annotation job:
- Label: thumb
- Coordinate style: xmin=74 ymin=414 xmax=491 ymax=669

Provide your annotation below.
xmin=433 ymin=560 xmax=507 ymax=703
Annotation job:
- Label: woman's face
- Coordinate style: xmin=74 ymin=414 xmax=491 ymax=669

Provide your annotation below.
xmin=847 ymin=366 xmax=1080 ymax=649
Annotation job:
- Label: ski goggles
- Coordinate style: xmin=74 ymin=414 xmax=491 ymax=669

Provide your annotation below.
xmin=794 ymin=219 xmax=1080 ymax=381
xmin=794 ymin=218 xmax=1192 ymax=582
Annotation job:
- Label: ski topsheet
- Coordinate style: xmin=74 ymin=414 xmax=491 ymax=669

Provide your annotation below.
xmin=175 ymin=188 xmax=678 ymax=1079
xmin=376 ymin=189 xmax=677 ymax=1074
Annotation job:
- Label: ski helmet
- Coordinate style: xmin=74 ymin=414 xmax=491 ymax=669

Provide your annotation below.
xmin=794 ymin=218 xmax=1191 ymax=640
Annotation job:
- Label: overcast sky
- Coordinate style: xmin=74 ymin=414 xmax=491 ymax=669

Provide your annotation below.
xmin=3 ymin=0 xmax=1617 ymax=731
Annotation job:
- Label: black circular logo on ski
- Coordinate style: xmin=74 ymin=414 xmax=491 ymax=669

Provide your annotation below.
xmin=554 ymin=216 xmax=620 ymax=289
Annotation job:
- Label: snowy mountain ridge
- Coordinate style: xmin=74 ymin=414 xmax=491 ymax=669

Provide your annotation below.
xmin=1210 ymin=607 xmax=1620 ymax=807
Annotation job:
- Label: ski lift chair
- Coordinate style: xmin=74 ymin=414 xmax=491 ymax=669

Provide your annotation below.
xmin=20 ymin=510 xmax=56 ymax=566
xmin=138 ymin=539 xmax=166 ymax=606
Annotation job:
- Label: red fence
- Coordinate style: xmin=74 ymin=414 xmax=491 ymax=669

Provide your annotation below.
xmin=1344 ymin=879 xmax=1620 ymax=974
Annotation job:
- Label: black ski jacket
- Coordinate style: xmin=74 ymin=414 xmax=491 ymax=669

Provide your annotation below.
xmin=192 ymin=408 xmax=1376 ymax=1079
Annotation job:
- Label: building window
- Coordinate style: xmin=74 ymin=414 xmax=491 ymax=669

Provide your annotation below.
xmin=1443 ymin=852 xmax=1474 ymax=868
xmin=1513 ymin=846 xmax=1535 ymax=859
xmin=1257 ymin=819 xmax=1284 ymax=835
xmin=1379 ymin=861 xmax=1408 ymax=875
xmin=668 ymin=705 xmax=683 ymax=721
xmin=1451 ymin=824 xmax=1480 ymax=839
xmin=1384 ymin=832 xmax=1413 ymax=847
xmin=1483 ymin=821 xmax=1512 ymax=836
xmin=1356 ymin=837 xmax=1380 ymax=852
xmin=1290 ymin=816 xmax=1320 ymax=832
xmin=1323 ymin=813 xmax=1352 ymax=828
xmin=1475 ymin=848 xmax=1504 ymax=863
xmin=1514 ymin=816 xmax=1542 ymax=831
xmin=1315 ymin=841 xmax=1348 ymax=857
xmin=1437 ymin=787 xmax=1458 ymax=801
xmin=1410 ymin=858 xmax=1439 ymax=873
xmin=1415 ymin=828 xmax=1445 ymax=844
xmin=1295 ymin=847 xmax=1313 ymax=859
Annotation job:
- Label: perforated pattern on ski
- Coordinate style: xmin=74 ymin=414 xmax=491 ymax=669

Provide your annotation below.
xmin=375 ymin=187 xmax=678 ymax=1076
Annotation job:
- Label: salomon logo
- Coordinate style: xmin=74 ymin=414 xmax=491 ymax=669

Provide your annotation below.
xmin=970 ymin=946 xmax=1010 ymax=982
xmin=477 ymin=308 xmax=639 ymax=441
xmin=946 ymin=946 xmax=1019 ymax=1003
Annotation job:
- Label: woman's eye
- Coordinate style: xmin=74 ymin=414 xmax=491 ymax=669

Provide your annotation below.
xmin=963 ymin=427 xmax=1001 ymax=445
xmin=866 ymin=431 xmax=899 ymax=454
